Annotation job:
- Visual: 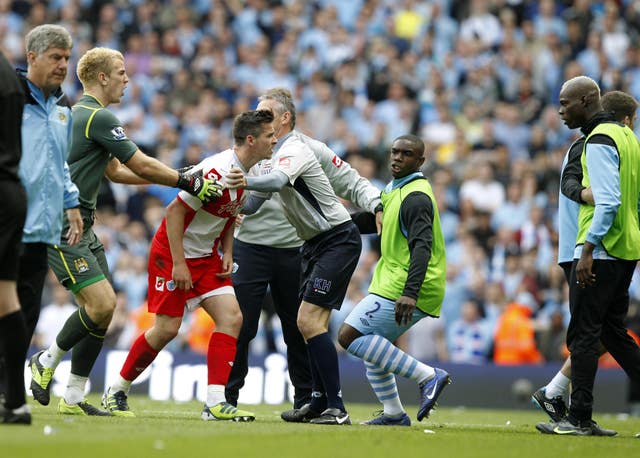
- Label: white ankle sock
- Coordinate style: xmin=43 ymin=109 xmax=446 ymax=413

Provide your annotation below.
xmin=40 ymin=342 xmax=66 ymax=369
xmin=545 ymin=372 xmax=570 ymax=399
xmin=206 ymin=384 xmax=225 ymax=407
xmin=64 ymin=374 xmax=88 ymax=404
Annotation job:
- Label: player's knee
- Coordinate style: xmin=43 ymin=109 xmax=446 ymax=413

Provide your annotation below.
xmin=85 ymin=292 xmax=117 ymax=325
xmin=296 ymin=316 xmax=318 ymax=340
xmin=337 ymin=324 xmax=356 ymax=351
xmin=229 ymin=307 xmax=243 ymax=334
xmin=155 ymin=320 xmax=181 ymax=343
xmin=212 ymin=307 xmax=243 ymax=336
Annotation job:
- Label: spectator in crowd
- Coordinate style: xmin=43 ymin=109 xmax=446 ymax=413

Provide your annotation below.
xmin=447 ymin=298 xmax=493 ymax=364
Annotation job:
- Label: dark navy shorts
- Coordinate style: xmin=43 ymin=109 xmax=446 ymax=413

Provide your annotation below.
xmin=300 ymin=221 xmax=362 ymax=310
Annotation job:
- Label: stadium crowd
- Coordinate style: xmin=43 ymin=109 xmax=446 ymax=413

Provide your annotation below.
xmin=3 ymin=0 xmax=640 ymax=371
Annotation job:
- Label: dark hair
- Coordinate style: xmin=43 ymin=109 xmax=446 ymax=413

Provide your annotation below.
xmin=393 ymin=134 xmax=425 ymax=156
xmin=232 ymin=109 xmax=274 ymax=145
xmin=602 ymin=90 xmax=639 ymax=122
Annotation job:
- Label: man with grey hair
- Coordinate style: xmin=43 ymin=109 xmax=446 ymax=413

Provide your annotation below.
xmin=16 ymin=23 xmax=83 ymax=357
xmin=28 ymin=46 xmax=221 ymax=416
xmin=224 ymin=88 xmax=383 ymax=418
xmin=226 ymin=88 xmax=383 ymax=425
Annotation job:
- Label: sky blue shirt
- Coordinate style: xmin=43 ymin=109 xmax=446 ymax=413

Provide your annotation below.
xmin=573 ymin=142 xmax=620 ymax=260
xmin=558 ymin=151 xmax=580 ymax=263
xmin=18 ymin=73 xmax=79 ymax=245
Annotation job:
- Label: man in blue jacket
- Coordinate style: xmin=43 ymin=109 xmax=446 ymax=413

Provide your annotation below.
xmin=16 ymin=24 xmax=83 ymax=346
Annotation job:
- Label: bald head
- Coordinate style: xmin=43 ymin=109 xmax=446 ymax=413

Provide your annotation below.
xmin=560 ymin=76 xmax=600 ymax=102
xmin=558 ymin=76 xmax=603 ymax=129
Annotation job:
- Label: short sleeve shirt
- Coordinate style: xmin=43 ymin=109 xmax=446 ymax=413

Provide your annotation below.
xmin=68 ymin=95 xmax=137 ymax=209
xmin=153 ymin=149 xmax=249 ymax=259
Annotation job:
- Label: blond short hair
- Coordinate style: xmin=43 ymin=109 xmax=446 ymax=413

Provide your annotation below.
xmin=76 ymin=47 xmax=124 ymax=86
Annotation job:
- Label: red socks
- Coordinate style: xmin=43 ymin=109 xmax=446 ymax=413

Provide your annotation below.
xmin=207 ymin=332 xmax=237 ymax=385
xmin=120 ymin=333 xmax=159 ymax=382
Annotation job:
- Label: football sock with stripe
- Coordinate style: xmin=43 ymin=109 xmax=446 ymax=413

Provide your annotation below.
xmin=347 ymin=334 xmax=435 ymax=384
xmin=55 ymin=306 xmax=100 ymax=351
xmin=70 ymin=327 xmax=107 ymax=377
xmin=364 ymin=361 xmax=405 ymax=416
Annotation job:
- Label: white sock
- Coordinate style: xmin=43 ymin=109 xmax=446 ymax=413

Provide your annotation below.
xmin=40 ymin=342 xmax=66 ymax=369
xmin=64 ymin=374 xmax=88 ymax=404
xmin=206 ymin=384 xmax=225 ymax=407
xmin=416 ymin=363 xmax=436 ymax=385
xmin=12 ymin=404 xmax=31 ymax=414
xmin=545 ymin=372 xmax=570 ymax=399
xmin=109 ymin=376 xmax=132 ymax=395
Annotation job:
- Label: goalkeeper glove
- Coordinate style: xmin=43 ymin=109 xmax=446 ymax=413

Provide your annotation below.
xmin=177 ymin=168 xmax=223 ymax=202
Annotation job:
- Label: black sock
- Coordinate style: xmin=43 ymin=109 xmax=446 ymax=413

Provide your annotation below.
xmin=307 ymin=333 xmax=344 ymax=412
xmin=0 ymin=311 xmax=28 ymax=409
xmin=70 ymin=328 xmax=107 ymax=377
xmin=306 ymin=346 xmax=327 ymax=412
xmin=56 ymin=306 xmax=99 ymax=351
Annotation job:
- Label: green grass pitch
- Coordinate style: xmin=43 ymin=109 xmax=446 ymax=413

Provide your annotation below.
xmin=2 ymin=396 xmax=639 ymax=458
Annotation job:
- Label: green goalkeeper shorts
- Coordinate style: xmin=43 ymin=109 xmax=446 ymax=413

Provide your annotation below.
xmin=48 ymin=226 xmax=109 ymax=294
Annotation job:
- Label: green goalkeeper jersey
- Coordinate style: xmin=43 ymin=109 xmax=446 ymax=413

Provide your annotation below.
xmin=68 ymin=94 xmax=137 ymax=210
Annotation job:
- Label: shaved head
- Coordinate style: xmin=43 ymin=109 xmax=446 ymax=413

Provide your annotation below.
xmin=558 ymin=75 xmax=603 ymax=129
xmin=560 ymin=76 xmax=600 ymax=103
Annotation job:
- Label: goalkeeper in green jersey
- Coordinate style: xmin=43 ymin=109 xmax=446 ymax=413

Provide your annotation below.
xmin=29 ymin=47 xmax=222 ymax=415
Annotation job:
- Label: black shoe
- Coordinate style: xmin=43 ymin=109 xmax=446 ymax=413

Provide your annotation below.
xmin=281 ymin=403 xmax=321 ymax=423
xmin=586 ymin=420 xmax=617 ymax=437
xmin=536 ymin=419 xmax=591 ymax=436
xmin=309 ymin=408 xmax=351 ymax=425
xmin=531 ymin=387 xmax=567 ymax=422
xmin=1 ymin=404 xmax=32 ymax=425
xmin=29 ymin=351 xmax=54 ymax=406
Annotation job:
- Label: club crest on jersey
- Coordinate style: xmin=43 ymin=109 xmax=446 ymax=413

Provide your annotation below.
xmin=278 ymin=157 xmax=291 ymax=168
xmin=166 ymin=280 xmax=176 ymax=291
xmin=73 ymin=258 xmax=89 ymax=273
xmin=260 ymin=160 xmax=273 ymax=174
xmin=57 ymin=111 xmax=68 ymax=123
xmin=110 ymin=126 xmax=127 ymax=140
xmin=155 ymin=276 xmax=165 ymax=291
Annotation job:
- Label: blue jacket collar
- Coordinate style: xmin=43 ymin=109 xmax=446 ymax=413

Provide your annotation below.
xmin=385 ymin=171 xmax=424 ymax=192
xmin=16 ymin=68 xmax=66 ymax=106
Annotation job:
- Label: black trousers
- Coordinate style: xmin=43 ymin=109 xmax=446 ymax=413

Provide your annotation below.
xmin=0 ymin=242 xmax=47 ymax=395
xmin=225 ymin=239 xmax=312 ymax=408
xmin=17 ymin=242 xmax=49 ymax=343
xmin=567 ymin=259 xmax=640 ymax=422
